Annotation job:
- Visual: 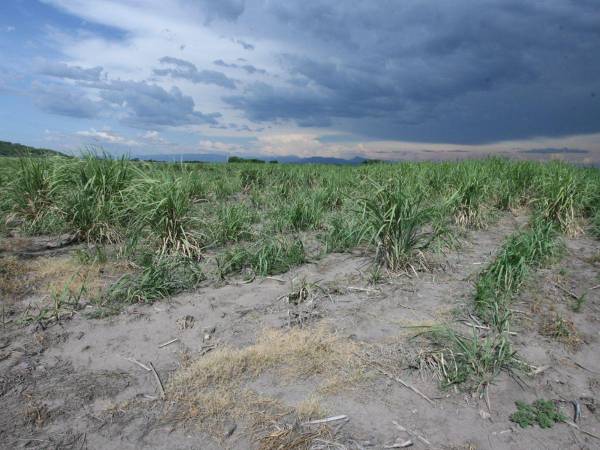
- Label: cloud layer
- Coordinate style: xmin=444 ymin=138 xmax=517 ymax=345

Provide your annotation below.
xmin=1 ymin=0 xmax=598 ymax=160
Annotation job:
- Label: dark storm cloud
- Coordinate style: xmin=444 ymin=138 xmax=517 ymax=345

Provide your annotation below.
xmin=154 ymin=56 xmax=236 ymax=89
xmin=521 ymin=148 xmax=589 ymax=155
xmin=98 ymin=79 xmax=220 ymax=128
xmin=223 ymin=0 xmax=600 ymax=143
xmin=39 ymin=62 xmax=104 ymax=81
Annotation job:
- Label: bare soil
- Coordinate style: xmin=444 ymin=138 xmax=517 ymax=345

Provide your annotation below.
xmin=1 ymin=214 xmax=599 ymax=449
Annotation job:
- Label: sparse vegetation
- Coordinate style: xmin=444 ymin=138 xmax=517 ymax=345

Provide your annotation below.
xmin=510 ymin=400 xmax=566 ymax=428
xmin=423 ymin=324 xmax=521 ymax=391
xmin=362 ymin=180 xmax=439 ymax=271
xmin=2 ymin=155 xmax=600 ymax=448
xmin=105 ymin=255 xmax=204 ymax=305
xmin=474 ymin=219 xmax=563 ymax=328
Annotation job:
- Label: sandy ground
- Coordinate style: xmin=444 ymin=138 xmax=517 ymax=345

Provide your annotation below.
xmin=1 ymin=213 xmax=599 ymax=449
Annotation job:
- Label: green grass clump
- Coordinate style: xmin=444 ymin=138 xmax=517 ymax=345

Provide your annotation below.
xmin=209 ymin=203 xmax=255 ymax=245
xmin=425 ymin=324 xmax=520 ymax=391
xmin=449 ymin=177 xmax=488 ymax=229
xmin=271 ymin=197 xmax=323 ymax=232
xmin=128 ymin=171 xmax=203 ymax=258
xmin=105 ymin=255 xmax=204 ymax=305
xmin=590 ymin=210 xmax=600 ymax=239
xmin=217 ymin=238 xmax=305 ymax=277
xmin=510 ymin=400 xmax=566 ymax=428
xmin=535 ymin=170 xmax=587 ymax=236
xmin=7 ymin=157 xmax=55 ymax=230
xmin=55 ymin=154 xmax=132 ymax=243
xmin=363 ymin=182 xmax=438 ymax=271
xmin=320 ymin=214 xmax=364 ymax=253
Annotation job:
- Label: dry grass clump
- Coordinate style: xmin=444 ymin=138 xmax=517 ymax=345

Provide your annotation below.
xmin=296 ymin=396 xmax=326 ymax=422
xmin=168 ymin=326 xmax=362 ymax=439
xmin=170 ymin=325 xmax=361 ymax=392
xmin=28 ymin=255 xmax=129 ymax=297
xmin=258 ymin=422 xmax=332 ymax=450
xmin=539 ymin=313 xmax=582 ymax=350
xmin=22 ymin=398 xmax=50 ymax=428
xmin=0 ymin=256 xmax=30 ymax=301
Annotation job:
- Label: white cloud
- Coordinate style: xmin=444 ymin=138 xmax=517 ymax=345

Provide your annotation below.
xmin=198 ymin=138 xmax=248 ymax=154
xmin=40 ymin=0 xmax=286 ymax=128
xmin=76 ymin=128 xmax=140 ymax=146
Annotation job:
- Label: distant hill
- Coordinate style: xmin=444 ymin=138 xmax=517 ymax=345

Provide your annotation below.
xmin=0 ymin=140 xmax=67 ymax=157
xmin=275 ymin=155 xmax=366 ymax=165
xmin=137 ymin=153 xmax=367 ymax=165
xmin=137 ymin=153 xmax=228 ymax=163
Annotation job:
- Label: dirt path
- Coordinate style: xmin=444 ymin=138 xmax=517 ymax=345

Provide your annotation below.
xmin=2 ymin=214 xmax=599 ymax=449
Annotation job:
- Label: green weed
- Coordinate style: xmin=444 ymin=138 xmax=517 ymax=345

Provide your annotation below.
xmin=510 ymin=400 xmax=566 ymax=428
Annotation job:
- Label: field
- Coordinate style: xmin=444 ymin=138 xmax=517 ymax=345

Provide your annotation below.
xmin=1 ymin=155 xmax=600 ymax=449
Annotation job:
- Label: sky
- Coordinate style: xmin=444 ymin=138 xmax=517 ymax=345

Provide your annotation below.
xmin=1 ymin=0 xmax=599 ymax=162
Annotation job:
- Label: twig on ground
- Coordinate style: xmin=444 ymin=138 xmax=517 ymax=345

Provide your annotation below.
xmin=265 ymin=276 xmax=286 ymax=283
xmin=302 ymin=415 xmax=348 ymax=426
xmin=565 ymin=420 xmax=600 ymax=441
xmin=509 ymin=309 xmax=532 ymax=317
xmin=532 ymin=365 xmax=550 ymax=375
xmin=158 ymin=338 xmax=179 ymax=348
xmin=484 ymin=385 xmax=492 ymax=414
xmin=384 ymin=441 xmax=413 ymax=448
xmin=461 ymin=320 xmax=517 ymax=336
xmin=392 ymin=420 xmax=431 ymax=446
xmin=367 ymin=360 xmax=434 ymax=405
xmin=148 ymin=361 xmax=165 ymax=399
xmin=347 ymin=286 xmax=379 ymax=293
xmin=553 ymin=282 xmax=579 ymax=300
xmin=123 ymin=356 xmax=151 ymax=372
xmin=469 ymin=313 xmax=483 ymax=326
xmin=567 ymin=357 xmax=600 ymax=374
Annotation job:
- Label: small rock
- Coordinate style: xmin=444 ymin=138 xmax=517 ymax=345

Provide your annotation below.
xmin=223 ymin=421 xmax=237 ymax=438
